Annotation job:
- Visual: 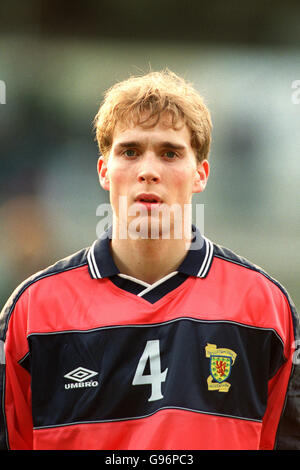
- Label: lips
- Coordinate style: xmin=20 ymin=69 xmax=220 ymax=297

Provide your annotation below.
xmin=135 ymin=193 xmax=162 ymax=203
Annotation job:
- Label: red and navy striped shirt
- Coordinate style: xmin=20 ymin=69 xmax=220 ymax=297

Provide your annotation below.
xmin=0 ymin=226 xmax=299 ymax=449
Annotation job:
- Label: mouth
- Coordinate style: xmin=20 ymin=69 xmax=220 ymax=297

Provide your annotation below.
xmin=135 ymin=193 xmax=162 ymax=204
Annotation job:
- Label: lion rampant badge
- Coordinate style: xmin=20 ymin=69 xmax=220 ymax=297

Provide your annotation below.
xmin=205 ymin=343 xmax=237 ymax=392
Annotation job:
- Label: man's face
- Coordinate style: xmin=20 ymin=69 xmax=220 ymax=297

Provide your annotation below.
xmin=98 ymin=114 xmax=209 ymax=239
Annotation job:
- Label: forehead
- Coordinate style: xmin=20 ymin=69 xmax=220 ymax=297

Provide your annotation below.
xmin=111 ymin=114 xmax=193 ymax=149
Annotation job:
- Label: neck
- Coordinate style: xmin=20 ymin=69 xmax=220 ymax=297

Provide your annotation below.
xmin=110 ymin=233 xmax=191 ymax=285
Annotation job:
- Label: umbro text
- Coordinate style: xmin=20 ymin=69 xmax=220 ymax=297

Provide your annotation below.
xmin=65 ymin=380 xmax=99 ymax=389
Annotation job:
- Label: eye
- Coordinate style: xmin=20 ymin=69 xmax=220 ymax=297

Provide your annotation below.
xmin=123 ymin=149 xmax=137 ymax=157
xmin=163 ymin=150 xmax=177 ymax=159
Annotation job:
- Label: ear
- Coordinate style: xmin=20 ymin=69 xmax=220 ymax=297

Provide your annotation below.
xmin=97 ymin=156 xmax=110 ymax=191
xmin=192 ymin=159 xmax=210 ymax=194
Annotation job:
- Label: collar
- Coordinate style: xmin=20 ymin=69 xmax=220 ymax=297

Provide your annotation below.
xmin=87 ymin=225 xmax=214 ymax=280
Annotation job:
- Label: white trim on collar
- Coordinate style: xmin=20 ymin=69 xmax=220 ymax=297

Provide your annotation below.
xmin=136 ymin=271 xmax=179 ymax=297
xmin=197 ymin=238 xmax=214 ymax=278
xmin=87 ymin=233 xmax=214 ymax=280
xmin=87 ymin=240 xmax=102 ymax=279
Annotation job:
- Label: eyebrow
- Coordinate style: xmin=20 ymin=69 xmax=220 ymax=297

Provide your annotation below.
xmin=115 ymin=141 xmax=140 ymax=149
xmin=114 ymin=141 xmax=187 ymax=151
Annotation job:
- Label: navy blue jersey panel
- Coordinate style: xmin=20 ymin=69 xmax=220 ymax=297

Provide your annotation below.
xmin=28 ymin=319 xmax=285 ymax=429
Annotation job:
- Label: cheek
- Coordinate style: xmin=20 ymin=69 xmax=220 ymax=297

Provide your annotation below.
xmin=171 ymin=167 xmax=195 ymax=194
xmin=107 ymin=167 xmax=134 ymax=214
xmin=108 ymin=166 xmax=130 ymax=191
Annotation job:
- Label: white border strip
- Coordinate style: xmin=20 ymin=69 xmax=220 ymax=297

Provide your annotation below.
xmin=87 ymin=241 xmax=101 ymax=279
xmin=33 ymin=405 xmax=262 ymax=430
xmin=137 ymin=271 xmax=178 ymax=297
xmin=26 ymin=316 xmax=285 ymax=349
xmin=118 ymin=273 xmax=150 ymax=288
xmin=197 ymin=238 xmax=213 ymax=278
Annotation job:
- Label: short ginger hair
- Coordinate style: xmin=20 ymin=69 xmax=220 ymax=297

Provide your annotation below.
xmin=94 ymin=69 xmax=212 ymax=162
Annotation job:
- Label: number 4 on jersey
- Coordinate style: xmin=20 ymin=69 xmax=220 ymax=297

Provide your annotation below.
xmin=132 ymin=340 xmax=168 ymax=402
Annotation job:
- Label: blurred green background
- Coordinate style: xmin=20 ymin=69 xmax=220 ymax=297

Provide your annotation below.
xmin=0 ymin=0 xmax=299 ymax=310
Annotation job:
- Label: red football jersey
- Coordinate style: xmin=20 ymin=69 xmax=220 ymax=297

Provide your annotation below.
xmin=0 ymin=229 xmax=299 ymax=450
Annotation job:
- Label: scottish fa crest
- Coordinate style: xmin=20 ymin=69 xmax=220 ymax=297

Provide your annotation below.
xmin=205 ymin=343 xmax=237 ymax=392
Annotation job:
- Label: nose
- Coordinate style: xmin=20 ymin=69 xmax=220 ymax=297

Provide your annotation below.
xmin=137 ymin=153 xmax=161 ymax=184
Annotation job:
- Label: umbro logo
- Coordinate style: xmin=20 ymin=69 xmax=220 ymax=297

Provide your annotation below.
xmin=65 ymin=367 xmax=98 ymax=382
xmin=64 ymin=367 xmax=99 ymax=390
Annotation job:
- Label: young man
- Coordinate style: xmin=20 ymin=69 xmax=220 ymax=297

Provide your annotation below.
xmin=0 ymin=70 xmax=299 ymax=450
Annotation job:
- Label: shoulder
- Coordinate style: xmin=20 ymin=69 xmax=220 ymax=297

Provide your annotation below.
xmin=213 ymin=243 xmax=285 ymax=291
xmin=211 ymin=240 xmax=298 ymax=333
xmin=212 ymin=241 xmax=289 ymax=295
xmin=211 ymin=240 xmax=291 ymax=300
xmin=0 ymin=246 xmax=90 ymax=339
xmin=212 ymin=241 xmax=278 ymax=289
xmin=14 ymin=245 xmax=89 ymax=295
